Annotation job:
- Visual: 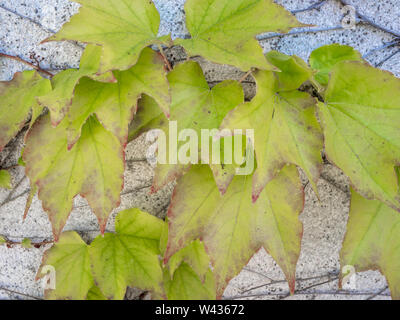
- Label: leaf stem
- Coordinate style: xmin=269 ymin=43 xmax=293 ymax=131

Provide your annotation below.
xmin=157 ymin=45 xmax=172 ymax=72
xmin=239 ymin=70 xmax=253 ymax=83
xmin=291 ymin=1 xmax=327 ymax=14
xmin=339 ymin=0 xmax=400 ymax=39
xmin=0 ymin=52 xmax=54 ymax=77
xmin=0 ymin=287 xmax=43 ymax=300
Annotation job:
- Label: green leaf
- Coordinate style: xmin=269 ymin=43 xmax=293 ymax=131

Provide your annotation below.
xmin=159 ymin=225 xmax=216 ymax=300
xmin=309 ymin=44 xmax=363 ymax=86
xmin=168 ymin=240 xmax=211 ymax=282
xmin=0 ymin=236 xmax=6 ymax=245
xmin=89 ymin=208 xmax=165 ymax=300
xmin=128 ymin=95 xmax=165 ymax=142
xmin=165 ymin=165 xmax=304 ymax=297
xmin=221 ymin=55 xmax=322 ymax=201
xmin=66 ymin=47 xmax=170 ymax=147
xmin=163 ymin=263 xmax=216 ymax=300
xmin=340 ymin=190 xmax=400 ymax=300
xmin=45 ymin=0 xmax=171 ymax=73
xmin=37 ymin=231 xmax=94 ymax=300
xmin=86 ymin=286 xmax=107 ymax=300
xmin=38 ymin=45 xmax=115 ymax=126
xmin=21 ymin=238 xmax=32 ymax=249
xmin=24 ymin=114 xmax=124 ymax=240
xmin=318 ymin=61 xmax=400 ymax=211
xmin=176 ymin=0 xmax=305 ymax=71
xmin=266 ymin=51 xmax=313 ymax=91
xmin=129 ymin=61 xmax=245 ymax=193
xmin=0 ymin=70 xmax=51 ymax=152
xmin=0 ymin=170 xmax=12 ymax=189
xmin=18 ymin=155 xmax=26 ymax=167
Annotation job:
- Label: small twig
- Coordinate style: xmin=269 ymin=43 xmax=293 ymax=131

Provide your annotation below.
xmin=157 ymin=45 xmax=172 ymax=72
xmin=256 ymin=25 xmax=344 ymax=41
xmin=339 ymin=0 xmax=400 ymax=39
xmin=366 ymin=286 xmax=388 ymax=300
xmin=240 ymin=271 xmax=339 ymax=294
xmin=291 ymin=1 xmax=326 ymax=14
xmin=0 ymin=5 xmax=57 ymax=34
xmin=0 ymin=176 xmax=27 ymax=208
xmin=0 ymin=52 xmax=54 ymax=77
xmin=0 ymin=5 xmax=85 ymax=50
xmin=1 ymin=238 xmax=54 ymax=247
xmin=239 ymin=70 xmax=253 ymax=83
xmin=363 ymin=40 xmax=400 ymax=58
xmin=0 ymin=287 xmax=43 ymax=300
xmin=226 ymin=274 xmax=340 ymax=300
xmin=375 ymin=49 xmax=400 ymax=67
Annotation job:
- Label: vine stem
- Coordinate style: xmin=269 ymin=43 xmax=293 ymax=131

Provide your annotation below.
xmin=239 ymin=70 xmax=253 ymax=83
xmin=0 ymin=287 xmax=43 ymax=300
xmin=339 ymin=0 xmax=400 ymax=39
xmin=157 ymin=45 xmax=172 ymax=72
xmin=1 ymin=238 xmax=54 ymax=247
xmin=291 ymin=0 xmax=326 ymax=14
xmin=0 ymin=52 xmax=54 ymax=77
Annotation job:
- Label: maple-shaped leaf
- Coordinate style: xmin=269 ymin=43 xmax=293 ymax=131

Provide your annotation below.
xmin=318 ymin=61 xmax=400 ymax=211
xmin=167 ymin=240 xmax=211 ymax=283
xmin=24 ymin=114 xmax=124 ymax=240
xmin=128 ymin=61 xmax=245 ymax=193
xmin=0 ymin=70 xmax=51 ymax=152
xmin=38 ymin=44 xmax=116 ymax=126
xmin=45 ymin=0 xmax=171 ymax=73
xmin=163 ymin=263 xmax=216 ymax=300
xmin=66 ymin=47 xmax=170 ymax=147
xmin=165 ymin=164 xmax=304 ymax=297
xmin=309 ymin=44 xmax=363 ymax=87
xmin=158 ymin=225 xmax=216 ymax=300
xmin=340 ymin=190 xmax=400 ymax=300
xmin=176 ymin=0 xmax=305 ymax=71
xmin=37 ymin=231 xmax=94 ymax=300
xmin=221 ymin=52 xmax=323 ymax=202
xmin=89 ymin=208 xmax=165 ymax=300
xmin=0 ymin=170 xmax=12 ymax=189
xmin=86 ymin=286 xmax=107 ymax=300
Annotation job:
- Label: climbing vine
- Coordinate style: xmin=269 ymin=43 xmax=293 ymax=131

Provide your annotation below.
xmin=1 ymin=0 xmax=400 ymax=300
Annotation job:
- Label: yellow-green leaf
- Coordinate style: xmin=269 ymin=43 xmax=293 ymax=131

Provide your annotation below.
xmin=89 ymin=208 xmax=165 ymax=300
xmin=86 ymin=285 xmax=107 ymax=300
xmin=21 ymin=238 xmax=32 ymax=249
xmin=24 ymin=115 xmax=124 ymax=240
xmin=38 ymin=45 xmax=116 ymax=126
xmin=222 ymin=54 xmax=322 ymax=201
xmin=167 ymin=240 xmax=211 ymax=282
xmin=340 ymin=190 xmax=400 ymax=300
xmin=318 ymin=61 xmax=400 ymax=211
xmin=129 ymin=61 xmax=245 ymax=193
xmin=309 ymin=44 xmax=363 ymax=86
xmin=176 ymin=0 xmax=304 ymax=71
xmin=0 ymin=170 xmax=12 ymax=189
xmin=37 ymin=231 xmax=94 ymax=300
xmin=45 ymin=0 xmax=171 ymax=73
xmin=66 ymin=47 xmax=170 ymax=147
xmin=165 ymin=165 xmax=304 ymax=297
xmin=0 ymin=70 xmax=51 ymax=152
xmin=163 ymin=263 xmax=216 ymax=300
